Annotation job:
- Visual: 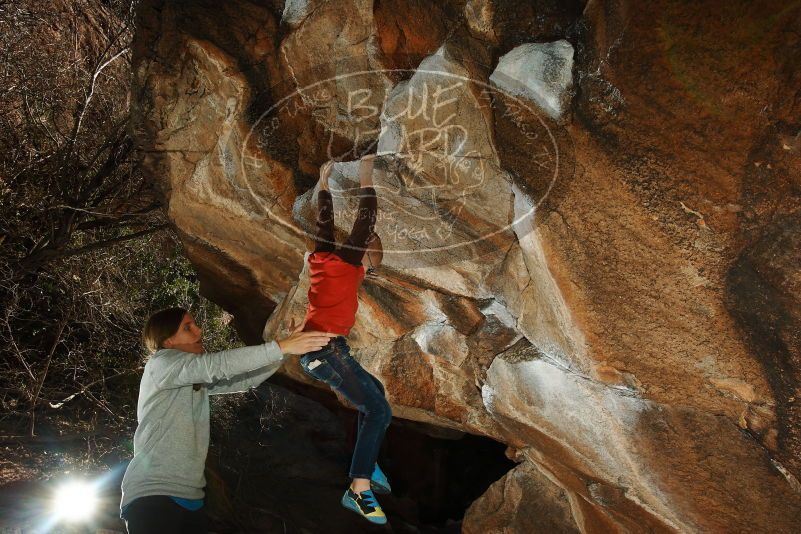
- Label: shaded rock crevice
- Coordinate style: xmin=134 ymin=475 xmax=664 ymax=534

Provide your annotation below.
xmin=726 ymin=211 xmax=801 ymax=482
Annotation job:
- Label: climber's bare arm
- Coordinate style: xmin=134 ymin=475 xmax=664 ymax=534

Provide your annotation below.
xmin=358 ymin=154 xmax=375 ymax=188
xmin=319 ymin=160 xmax=332 ymax=192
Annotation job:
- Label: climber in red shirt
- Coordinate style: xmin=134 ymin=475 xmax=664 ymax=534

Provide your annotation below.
xmin=302 ymin=155 xmax=382 ymax=336
xmin=299 ymin=154 xmax=392 ymax=525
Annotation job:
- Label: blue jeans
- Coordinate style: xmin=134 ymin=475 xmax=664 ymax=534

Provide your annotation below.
xmin=299 ymin=336 xmax=392 ymax=479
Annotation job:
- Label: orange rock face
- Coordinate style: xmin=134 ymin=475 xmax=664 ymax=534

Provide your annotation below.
xmin=133 ymin=0 xmax=801 ymax=531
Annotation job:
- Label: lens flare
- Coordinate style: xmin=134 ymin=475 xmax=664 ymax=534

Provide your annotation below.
xmin=51 ymin=480 xmax=98 ymax=522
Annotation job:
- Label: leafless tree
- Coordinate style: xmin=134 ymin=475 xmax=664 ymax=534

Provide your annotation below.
xmin=0 ymin=0 xmax=193 ymax=448
xmin=0 ymin=0 xmax=164 ymax=280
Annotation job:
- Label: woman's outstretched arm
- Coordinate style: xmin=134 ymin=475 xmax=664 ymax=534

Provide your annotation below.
xmin=149 ymin=319 xmax=334 ymax=390
xmin=148 ymin=341 xmax=285 ymax=390
xmin=207 ymin=360 xmax=283 ymax=394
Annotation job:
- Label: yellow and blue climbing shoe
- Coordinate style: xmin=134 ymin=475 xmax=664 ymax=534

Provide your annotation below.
xmin=371 ymin=463 xmax=391 ymax=494
xmin=341 ymin=488 xmax=387 ymax=525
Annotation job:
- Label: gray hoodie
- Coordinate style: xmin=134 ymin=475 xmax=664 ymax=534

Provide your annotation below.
xmin=120 ymin=341 xmax=285 ymax=510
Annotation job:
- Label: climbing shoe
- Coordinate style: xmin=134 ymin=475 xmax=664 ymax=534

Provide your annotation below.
xmin=341 ymin=488 xmax=387 ymax=525
xmin=371 ymin=463 xmax=391 ymax=494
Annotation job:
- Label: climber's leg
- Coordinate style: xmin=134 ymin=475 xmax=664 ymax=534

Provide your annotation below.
xmin=336 ymin=186 xmax=377 ymax=265
xmin=313 ymin=189 xmax=336 ymax=253
xmin=320 ymin=338 xmax=391 ymax=480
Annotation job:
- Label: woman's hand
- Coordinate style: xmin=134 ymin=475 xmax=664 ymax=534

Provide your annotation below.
xmin=277 ymin=317 xmax=336 ymax=355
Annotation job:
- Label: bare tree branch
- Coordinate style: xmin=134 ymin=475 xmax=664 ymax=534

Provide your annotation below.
xmin=61 ymin=46 xmax=129 ymax=168
xmin=29 ymin=316 xmax=68 ymax=436
xmin=49 ymin=366 xmax=142 ymax=408
xmin=2 ymin=294 xmax=36 ymax=384
xmin=59 ymin=224 xmax=169 ymax=259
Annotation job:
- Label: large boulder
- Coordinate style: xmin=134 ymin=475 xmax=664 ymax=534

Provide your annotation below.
xmin=132 ymin=0 xmax=801 ymax=531
xmin=463 ymin=457 xmax=582 ymax=533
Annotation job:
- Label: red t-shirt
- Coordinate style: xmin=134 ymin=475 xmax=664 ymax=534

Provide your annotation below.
xmin=302 ymin=251 xmax=365 ymax=336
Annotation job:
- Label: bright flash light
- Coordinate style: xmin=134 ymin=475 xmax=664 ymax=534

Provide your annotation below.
xmin=51 ymin=480 xmax=98 ymax=522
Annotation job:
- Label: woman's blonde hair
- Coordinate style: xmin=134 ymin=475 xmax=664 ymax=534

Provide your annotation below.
xmin=142 ymin=307 xmax=187 ymax=353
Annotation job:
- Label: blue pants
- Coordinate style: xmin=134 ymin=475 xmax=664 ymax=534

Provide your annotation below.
xmin=121 ymin=495 xmax=207 ymax=533
xmin=299 ymin=336 xmax=392 ymax=479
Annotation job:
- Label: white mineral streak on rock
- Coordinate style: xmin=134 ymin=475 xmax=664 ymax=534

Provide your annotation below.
xmin=482 ymin=357 xmax=686 ymax=532
xmin=412 ymin=323 xmax=470 ymax=366
xmin=509 ymin=183 xmax=588 ymax=371
xmin=281 ymin=0 xmax=316 ymax=29
xmin=490 ymin=40 xmax=575 ymax=122
xmin=372 ymin=43 xmax=515 ymax=291
xmin=480 ymin=299 xmax=520 ymax=331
